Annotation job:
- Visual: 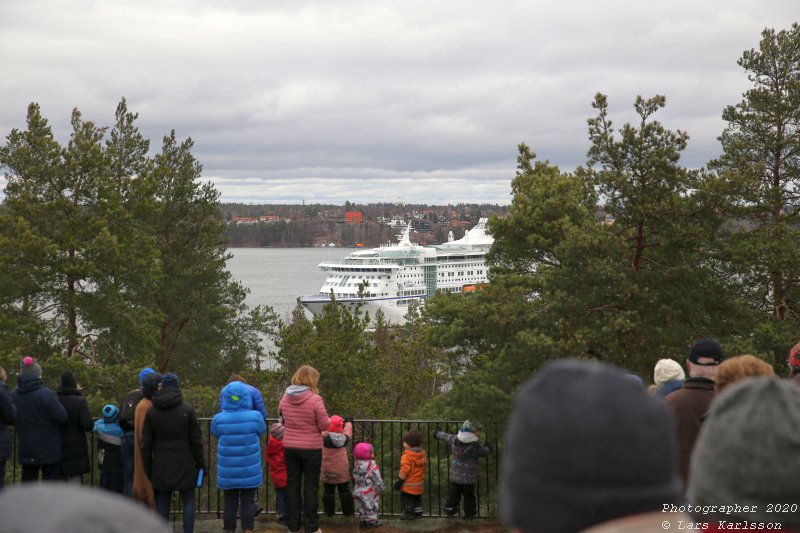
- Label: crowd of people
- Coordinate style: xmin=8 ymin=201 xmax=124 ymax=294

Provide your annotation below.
xmin=0 ymin=361 xmax=493 ymax=533
xmin=501 ymin=339 xmax=800 ymax=533
xmin=3 ymin=339 xmax=796 ymax=532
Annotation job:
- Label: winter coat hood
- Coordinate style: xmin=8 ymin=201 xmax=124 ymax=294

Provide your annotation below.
xmin=326 ymin=431 xmax=348 ymax=448
xmin=16 ymin=374 xmax=43 ymax=393
xmin=94 ymin=417 xmax=124 ymax=446
xmin=142 ymin=372 xmax=162 ymax=400
xmin=353 ymin=458 xmax=376 ymax=475
xmin=57 ymin=386 xmax=83 ymax=397
xmin=221 ymin=381 xmax=253 ymax=412
xmin=284 ymin=385 xmax=312 ymax=403
xmin=152 ymin=387 xmax=183 ymax=409
xmin=404 ymin=447 xmax=427 ymax=465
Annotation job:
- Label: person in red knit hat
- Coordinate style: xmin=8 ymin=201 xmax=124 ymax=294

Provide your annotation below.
xmin=320 ymin=414 xmax=355 ymax=517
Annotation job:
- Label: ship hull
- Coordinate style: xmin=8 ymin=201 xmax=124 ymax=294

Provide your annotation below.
xmin=299 ymin=294 xmax=422 ymax=325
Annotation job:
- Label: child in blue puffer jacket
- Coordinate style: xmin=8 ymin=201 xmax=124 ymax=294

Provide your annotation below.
xmin=93 ymin=404 xmax=125 ymax=493
xmin=211 ymin=381 xmax=267 ymax=533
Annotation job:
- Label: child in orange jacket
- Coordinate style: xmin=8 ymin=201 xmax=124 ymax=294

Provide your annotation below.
xmin=394 ymin=429 xmax=427 ymax=520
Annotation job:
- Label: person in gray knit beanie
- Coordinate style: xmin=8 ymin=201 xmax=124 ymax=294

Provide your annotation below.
xmin=687 ymin=377 xmax=800 ymax=529
xmin=500 ymin=359 xmax=683 ymax=533
xmin=20 ymin=356 xmax=42 ymax=379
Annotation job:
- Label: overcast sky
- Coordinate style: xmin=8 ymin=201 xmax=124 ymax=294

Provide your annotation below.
xmin=1 ymin=1 xmax=796 ymax=205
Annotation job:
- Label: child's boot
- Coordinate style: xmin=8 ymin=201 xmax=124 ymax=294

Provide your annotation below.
xmin=322 ymin=492 xmax=336 ymax=516
xmin=340 ymin=491 xmax=355 ymax=516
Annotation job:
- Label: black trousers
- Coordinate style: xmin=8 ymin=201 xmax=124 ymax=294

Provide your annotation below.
xmin=323 ymin=481 xmax=354 ymax=516
xmin=284 ymin=447 xmax=322 ymax=533
xmin=21 ymin=463 xmax=60 ymax=482
xmin=443 ymin=482 xmax=476 ymax=517
xmin=401 ymin=491 xmax=422 ymax=516
xmin=223 ymin=487 xmax=256 ymax=532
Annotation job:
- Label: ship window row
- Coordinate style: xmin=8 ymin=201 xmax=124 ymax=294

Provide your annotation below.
xmin=332 ymin=267 xmax=393 ymax=273
xmin=320 ymin=292 xmax=389 ymax=298
xmin=437 ymin=287 xmax=464 ymax=294
xmin=440 ymin=271 xmax=485 ymax=277
xmin=328 ymin=275 xmax=385 ymax=280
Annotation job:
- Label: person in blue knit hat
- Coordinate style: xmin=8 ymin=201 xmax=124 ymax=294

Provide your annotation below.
xmin=119 ymin=367 xmax=157 ymax=496
xmin=94 ymin=404 xmax=125 ymax=493
xmin=211 ymin=381 xmax=267 ymax=533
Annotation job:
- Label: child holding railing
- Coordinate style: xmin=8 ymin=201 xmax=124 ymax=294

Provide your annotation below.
xmin=434 ymin=420 xmax=492 ymax=518
xmin=394 ymin=429 xmax=427 ymax=520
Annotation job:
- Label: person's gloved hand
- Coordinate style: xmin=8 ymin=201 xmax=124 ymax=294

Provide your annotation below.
xmin=393 ymin=478 xmax=404 ymax=491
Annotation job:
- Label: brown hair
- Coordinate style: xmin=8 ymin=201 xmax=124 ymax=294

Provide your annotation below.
xmin=0 ymin=367 xmax=6 ymax=382
xmin=227 ymin=374 xmax=247 ymax=384
xmin=715 ymin=354 xmax=775 ymax=393
xmin=404 ymin=429 xmax=422 ymax=447
xmin=291 ymin=365 xmax=320 ymax=394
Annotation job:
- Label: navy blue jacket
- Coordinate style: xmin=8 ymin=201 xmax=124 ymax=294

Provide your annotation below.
xmin=0 ymin=381 xmax=16 ymax=460
xmin=11 ymin=375 xmax=68 ymax=465
xmin=211 ymin=381 xmax=266 ymax=489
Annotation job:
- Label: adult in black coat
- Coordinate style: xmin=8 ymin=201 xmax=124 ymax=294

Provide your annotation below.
xmin=141 ymin=373 xmax=205 ymax=533
xmin=0 ymin=366 xmax=17 ymax=492
xmin=11 ymin=357 xmax=68 ymax=482
xmin=57 ymin=371 xmax=93 ymax=482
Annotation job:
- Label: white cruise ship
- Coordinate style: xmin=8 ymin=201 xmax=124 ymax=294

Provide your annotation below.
xmin=299 ymin=218 xmax=493 ymax=324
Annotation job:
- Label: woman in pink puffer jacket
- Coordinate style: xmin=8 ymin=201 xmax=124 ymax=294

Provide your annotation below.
xmin=278 ymin=365 xmax=330 ymax=533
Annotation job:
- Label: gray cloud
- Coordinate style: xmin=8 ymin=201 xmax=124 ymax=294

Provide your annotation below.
xmin=1 ymin=0 xmax=796 ymax=204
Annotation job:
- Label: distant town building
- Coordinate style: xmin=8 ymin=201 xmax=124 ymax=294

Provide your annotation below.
xmin=411 ymin=220 xmax=431 ymax=232
xmin=345 ymin=211 xmax=363 ymax=224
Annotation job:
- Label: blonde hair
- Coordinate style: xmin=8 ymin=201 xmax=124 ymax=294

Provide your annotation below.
xmin=715 ymin=354 xmax=775 ymax=393
xmin=0 ymin=367 xmax=6 ymax=382
xmin=291 ymin=365 xmax=320 ymax=394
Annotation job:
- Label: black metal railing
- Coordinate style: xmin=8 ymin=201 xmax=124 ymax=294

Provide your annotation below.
xmin=4 ymin=419 xmax=502 ymax=519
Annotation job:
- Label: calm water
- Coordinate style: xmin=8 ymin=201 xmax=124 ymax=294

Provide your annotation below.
xmin=226 ymin=247 xmax=351 ymax=321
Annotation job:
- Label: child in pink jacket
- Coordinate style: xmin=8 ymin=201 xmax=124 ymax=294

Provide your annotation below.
xmin=321 ymin=414 xmax=354 ymax=516
xmin=353 ymin=442 xmax=384 ymax=528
